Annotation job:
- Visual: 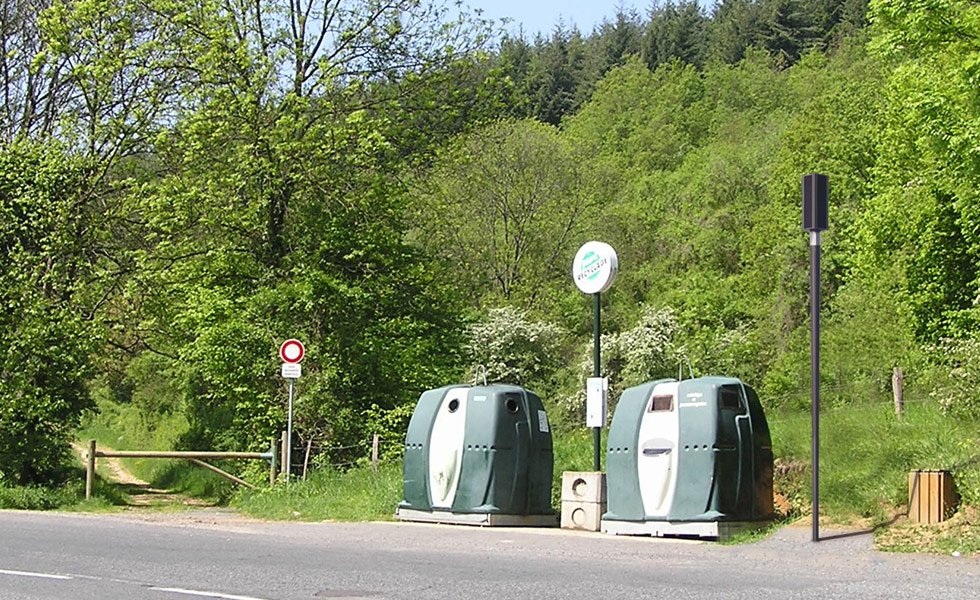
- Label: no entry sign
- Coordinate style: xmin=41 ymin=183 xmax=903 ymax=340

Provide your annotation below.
xmin=279 ymin=339 xmax=305 ymax=364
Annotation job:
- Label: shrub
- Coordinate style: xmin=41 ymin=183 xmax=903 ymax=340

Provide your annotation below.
xmin=463 ymin=307 xmax=568 ymax=387
xmin=931 ymin=336 xmax=980 ymax=419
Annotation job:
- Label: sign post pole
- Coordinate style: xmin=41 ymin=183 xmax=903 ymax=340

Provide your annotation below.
xmin=802 ymin=174 xmax=828 ymax=543
xmin=286 ymin=378 xmax=294 ymax=483
xmin=279 ymin=339 xmax=305 ymax=484
xmin=593 ymin=291 xmax=601 ymax=471
xmin=572 ymin=241 xmax=618 ymax=473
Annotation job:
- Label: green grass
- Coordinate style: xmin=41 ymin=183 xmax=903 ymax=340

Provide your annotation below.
xmin=233 ymin=462 xmax=403 ymax=521
xmin=77 ymin=397 xmax=237 ymax=502
xmin=769 ymin=400 xmax=980 ymax=554
xmin=770 ymin=401 xmax=980 ymax=522
xmin=0 ymin=467 xmax=128 ymax=512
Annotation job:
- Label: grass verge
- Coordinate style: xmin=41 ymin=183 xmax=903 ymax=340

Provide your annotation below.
xmin=769 ymin=400 xmax=979 ymax=554
xmin=0 ymin=467 xmax=127 ymax=512
xmin=233 ymin=462 xmax=403 ymax=521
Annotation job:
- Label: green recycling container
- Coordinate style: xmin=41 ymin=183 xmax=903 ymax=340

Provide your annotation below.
xmin=396 ymin=384 xmax=555 ymax=526
xmin=602 ymin=376 xmax=773 ymax=538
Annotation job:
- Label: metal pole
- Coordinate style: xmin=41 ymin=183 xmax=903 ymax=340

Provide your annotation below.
xmin=287 ymin=379 xmax=294 ymax=483
xmin=593 ymin=291 xmax=601 ymax=472
xmin=810 ymin=230 xmax=821 ymax=542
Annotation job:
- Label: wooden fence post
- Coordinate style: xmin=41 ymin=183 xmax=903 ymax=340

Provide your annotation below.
xmin=280 ymin=430 xmax=288 ymax=476
xmin=85 ymin=439 xmax=96 ymax=500
xmin=302 ymin=439 xmax=312 ymax=481
xmin=270 ymin=437 xmax=279 ymax=485
xmin=371 ymin=434 xmax=380 ymax=473
xmin=893 ymin=366 xmax=904 ymax=418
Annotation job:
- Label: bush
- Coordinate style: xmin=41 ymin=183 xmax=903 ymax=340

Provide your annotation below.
xmin=558 ymin=305 xmax=681 ymax=419
xmin=464 ymin=307 xmax=568 ymax=387
xmin=931 ymin=336 xmax=980 ymax=419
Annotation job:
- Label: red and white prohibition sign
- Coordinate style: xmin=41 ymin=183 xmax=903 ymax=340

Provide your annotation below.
xmin=279 ymin=339 xmax=305 ymax=364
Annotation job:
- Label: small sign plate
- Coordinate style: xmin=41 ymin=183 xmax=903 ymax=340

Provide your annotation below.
xmin=281 ymin=363 xmax=302 ymax=379
xmin=586 ymin=377 xmax=608 ymax=428
xmin=538 ymin=410 xmax=550 ymax=433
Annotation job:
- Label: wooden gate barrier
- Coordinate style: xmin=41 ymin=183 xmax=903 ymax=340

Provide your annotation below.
xmin=84 ymin=439 xmax=278 ymax=500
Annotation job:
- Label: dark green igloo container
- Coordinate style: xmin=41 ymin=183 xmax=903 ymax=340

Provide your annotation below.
xmin=602 ymin=376 xmax=773 ymax=538
xmin=396 ymin=384 xmax=556 ymax=526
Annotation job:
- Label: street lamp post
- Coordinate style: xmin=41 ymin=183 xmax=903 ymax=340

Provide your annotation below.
xmin=802 ymin=173 xmax=829 ymax=543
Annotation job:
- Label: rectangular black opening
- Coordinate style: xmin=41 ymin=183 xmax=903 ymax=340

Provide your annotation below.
xmin=649 ymin=394 xmax=673 ymax=412
xmin=719 ymin=387 xmax=744 ymax=413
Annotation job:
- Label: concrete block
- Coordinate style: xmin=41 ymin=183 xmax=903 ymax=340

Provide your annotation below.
xmin=561 ymin=471 xmax=606 ymax=503
xmin=561 ymin=500 xmax=605 ymax=531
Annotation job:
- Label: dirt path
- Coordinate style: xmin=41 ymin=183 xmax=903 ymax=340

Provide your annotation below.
xmin=72 ymin=442 xmax=213 ymax=508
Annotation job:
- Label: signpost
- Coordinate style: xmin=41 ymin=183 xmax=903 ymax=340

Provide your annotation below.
xmin=572 ymin=241 xmax=618 ymax=471
xmin=279 ymin=339 xmax=305 ymax=483
xmin=802 ymin=174 xmax=828 ymax=543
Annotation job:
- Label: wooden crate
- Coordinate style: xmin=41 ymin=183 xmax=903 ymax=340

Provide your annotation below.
xmin=908 ymin=470 xmax=958 ymax=524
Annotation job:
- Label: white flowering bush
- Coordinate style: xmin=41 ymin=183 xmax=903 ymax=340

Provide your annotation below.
xmin=607 ymin=305 xmax=682 ymax=386
xmin=464 ymin=307 xmax=567 ymax=386
xmin=558 ymin=305 xmax=682 ymax=418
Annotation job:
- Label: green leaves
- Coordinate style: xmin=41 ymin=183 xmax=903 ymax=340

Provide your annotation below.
xmin=0 ymin=143 xmax=99 ymax=484
xmin=412 ymin=118 xmax=602 ymax=310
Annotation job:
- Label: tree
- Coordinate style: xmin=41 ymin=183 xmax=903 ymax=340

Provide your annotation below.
xmin=411 ymin=118 xmax=600 ymax=309
xmin=709 ymin=0 xmax=765 ymax=64
xmin=464 ymin=307 xmax=567 ymax=387
xmin=0 ymin=143 xmax=99 ymax=484
xmin=643 ymin=1 xmax=709 ymax=70
xmin=859 ymin=0 xmax=980 ymax=341
xmin=112 ymin=0 xmax=492 ymax=457
xmin=525 ymin=25 xmax=587 ymax=124
xmin=760 ymin=0 xmax=822 ymax=67
xmin=578 ymin=8 xmax=644 ymax=103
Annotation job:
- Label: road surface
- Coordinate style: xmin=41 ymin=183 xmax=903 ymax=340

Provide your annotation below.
xmin=1 ymin=510 xmax=977 ymax=600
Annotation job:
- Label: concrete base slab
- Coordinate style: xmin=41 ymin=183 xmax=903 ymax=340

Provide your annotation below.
xmin=601 ymin=518 xmax=767 ymax=540
xmin=395 ymin=508 xmax=558 ymax=527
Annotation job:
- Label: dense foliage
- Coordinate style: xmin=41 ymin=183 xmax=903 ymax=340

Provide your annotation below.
xmin=0 ymin=144 xmax=98 ymax=484
xmin=1 ymin=0 xmax=978 ymax=487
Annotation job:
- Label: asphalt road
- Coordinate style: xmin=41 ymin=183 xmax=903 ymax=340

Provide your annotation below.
xmin=1 ymin=509 xmax=977 ymax=600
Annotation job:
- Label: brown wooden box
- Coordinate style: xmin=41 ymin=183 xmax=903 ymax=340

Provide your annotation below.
xmin=908 ymin=470 xmax=958 ymax=524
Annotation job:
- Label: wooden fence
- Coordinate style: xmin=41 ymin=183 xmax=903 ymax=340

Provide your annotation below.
xmin=84 ymin=439 xmax=277 ymax=500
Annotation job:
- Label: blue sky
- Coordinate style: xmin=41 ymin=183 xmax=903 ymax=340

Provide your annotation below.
xmin=462 ymin=1 xmax=711 ymax=37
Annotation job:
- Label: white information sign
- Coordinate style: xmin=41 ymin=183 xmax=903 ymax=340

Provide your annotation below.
xmin=281 ymin=363 xmax=302 ymax=379
xmin=572 ymin=241 xmax=618 ymax=294
xmin=586 ymin=376 xmax=608 ymax=428
xmin=537 ymin=410 xmax=550 ymax=433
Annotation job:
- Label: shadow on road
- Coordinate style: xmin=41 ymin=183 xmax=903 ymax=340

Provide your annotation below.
xmin=817 ymin=513 xmax=903 ymax=542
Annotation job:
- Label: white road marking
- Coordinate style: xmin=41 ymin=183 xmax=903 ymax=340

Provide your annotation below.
xmin=0 ymin=568 xmax=73 ymax=580
xmin=149 ymin=587 xmax=270 ymax=600
xmin=0 ymin=568 xmax=267 ymax=600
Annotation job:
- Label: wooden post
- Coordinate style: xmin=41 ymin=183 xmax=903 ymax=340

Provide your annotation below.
xmin=302 ymin=438 xmax=312 ymax=481
xmin=280 ymin=430 xmax=288 ymax=476
xmin=187 ymin=459 xmax=257 ymax=490
xmin=85 ymin=439 xmax=96 ymax=500
xmin=893 ymin=366 xmax=904 ymax=418
xmin=270 ymin=438 xmax=279 ymax=485
xmin=371 ymin=434 xmax=380 ymax=473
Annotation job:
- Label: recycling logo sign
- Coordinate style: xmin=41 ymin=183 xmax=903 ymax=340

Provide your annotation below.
xmin=572 ymin=241 xmax=618 ymax=294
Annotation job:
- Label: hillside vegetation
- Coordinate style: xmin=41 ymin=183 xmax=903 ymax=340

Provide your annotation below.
xmin=0 ymin=0 xmax=978 ymax=532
